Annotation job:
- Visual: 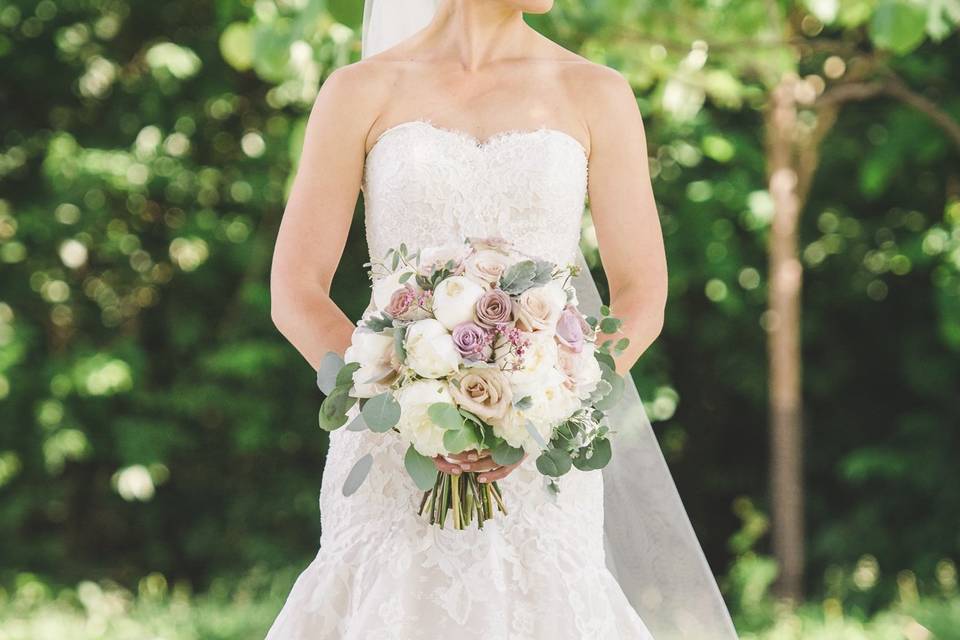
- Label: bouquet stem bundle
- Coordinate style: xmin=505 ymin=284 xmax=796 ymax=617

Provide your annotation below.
xmin=418 ymin=472 xmax=507 ymax=529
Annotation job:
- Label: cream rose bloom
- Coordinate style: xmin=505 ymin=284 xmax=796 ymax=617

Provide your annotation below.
xmin=372 ymin=269 xmax=418 ymax=311
xmin=431 ymin=276 xmax=485 ymax=330
xmin=343 ymin=328 xmax=396 ymax=398
xmin=396 ymin=380 xmax=454 ymax=457
xmin=448 ymin=365 xmax=512 ymax=421
xmin=463 ymin=249 xmax=513 ymax=287
xmin=557 ymin=342 xmax=603 ymax=400
xmin=404 ymin=318 xmax=461 ymax=379
xmin=513 ymin=281 xmax=567 ymax=334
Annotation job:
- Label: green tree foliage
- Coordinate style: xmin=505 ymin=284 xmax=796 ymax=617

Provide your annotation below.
xmin=0 ymin=0 xmax=958 ymax=622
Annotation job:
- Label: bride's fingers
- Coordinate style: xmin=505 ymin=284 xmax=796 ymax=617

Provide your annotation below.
xmin=447 ymin=449 xmax=491 ymax=463
xmin=478 ymin=457 xmax=525 ymax=483
xmin=433 ymin=455 xmax=462 ymax=476
xmin=457 ymin=457 xmax=499 ymax=472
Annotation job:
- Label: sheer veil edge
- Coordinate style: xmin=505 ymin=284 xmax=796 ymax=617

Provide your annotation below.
xmin=360 ymin=2 xmax=739 ymax=637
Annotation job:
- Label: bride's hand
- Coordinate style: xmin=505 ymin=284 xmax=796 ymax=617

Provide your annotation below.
xmin=432 ymin=449 xmax=526 ymax=483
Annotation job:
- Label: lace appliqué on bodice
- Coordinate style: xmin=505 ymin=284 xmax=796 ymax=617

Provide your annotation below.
xmin=361 ymin=119 xmax=588 ymax=268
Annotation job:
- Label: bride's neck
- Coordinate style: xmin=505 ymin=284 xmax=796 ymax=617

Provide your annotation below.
xmin=424 ymin=0 xmax=529 ymax=71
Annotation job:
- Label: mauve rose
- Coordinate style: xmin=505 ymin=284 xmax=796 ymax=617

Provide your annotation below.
xmin=555 ymin=306 xmax=589 ymax=352
xmin=475 ymin=289 xmax=513 ymax=328
xmin=451 ymin=322 xmax=492 ymax=361
xmin=385 ymin=284 xmax=415 ymax=317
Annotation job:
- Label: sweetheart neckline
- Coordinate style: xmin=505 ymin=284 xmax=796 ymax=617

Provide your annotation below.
xmin=366 ymin=119 xmax=590 ymax=161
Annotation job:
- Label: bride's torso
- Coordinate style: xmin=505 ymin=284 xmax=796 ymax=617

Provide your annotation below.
xmin=320 ymin=115 xmax=602 ymax=553
xmin=361 ymin=119 xmax=589 ymax=267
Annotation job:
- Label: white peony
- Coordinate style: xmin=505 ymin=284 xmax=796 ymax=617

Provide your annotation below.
xmin=372 ymin=269 xmax=418 ymax=311
xmin=431 ymin=276 xmax=485 ymax=330
xmin=495 ymin=331 xmax=559 ymax=398
xmin=557 ymin=342 xmax=603 ymax=400
xmin=343 ymin=328 xmax=396 ymax=398
xmin=492 ymin=372 xmax=579 ymax=453
xmin=404 ymin=318 xmax=461 ymax=379
xmin=513 ymin=281 xmax=568 ymax=334
xmin=396 ymin=379 xmax=454 ymax=457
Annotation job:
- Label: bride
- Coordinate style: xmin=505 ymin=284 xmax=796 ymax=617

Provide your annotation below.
xmin=267 ymin=0 xmax=737 ymax=638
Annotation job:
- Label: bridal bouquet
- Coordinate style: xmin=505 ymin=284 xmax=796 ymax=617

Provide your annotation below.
xmin=316 ymin=237 xmax=628 ymax=529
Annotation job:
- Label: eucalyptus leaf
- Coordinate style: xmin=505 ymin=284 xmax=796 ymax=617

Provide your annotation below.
xmin=536 ymin=448 xmax=573 ymax=477
xmin=524 ymin=419 xmax=548 ymax=450
xmin=443 ymin=425 xmax=479 ymax=453
xmin=362 ymin=391 xmax=401 ymax=432
xmin=599 ymin=316 xmax=622 ymax=334
xmin=594 ymin=363 xmax=625 ymax=411
xmin=595 ymin=351 xmax=616 ymax=371
xmin=317 ymin=351 xmax=345 ymax=394
xmin=346 ymin=413 xmax=368 ymax=431
xmin=428 ymin=402 xmax=465 ymax=430
xmin=572 ymin=438 xmax=612 ymax=471
xmin=513 ymin=395 xmax=533 ymax=410
xmin=341 ymin=453 xmax=373 ymax=496
xmin=335 ymin=361 xmax=360 ymax=388
xmin=491 ymin=440 xmax=525 ymax=466
xmin=318 ymin=386 xmax=354 ymax=431
xmin=404 ymin=444 xmax=439 ymax=491
xmin=393 ymin=324 xmax=407 ymax=362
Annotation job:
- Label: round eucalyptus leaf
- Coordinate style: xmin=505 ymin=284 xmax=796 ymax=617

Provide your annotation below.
xmin=318 ymin=386 xmax=354 ymax=431
xmin=428 ymin=402 xmax=465 ymax=430
xmin=335 ymin=361 xmax=360 ymax=388
xmin=317 ymin=351 xmax=346 ymax=394
xmin=404 ymin=444 xmax=439 ymax=491
xmin=341 ymin=453 xmax=373 ymax=496
xmin=536 ymin=448 xmax=573 ymax=477
xmin=572 ymin=438 xmax=612 ymax=471
xmin=362 ymin=391 xmax=401 ymax=432
xmin=491 ymin=440 xmax=525 ymax=466
xmin=442 ymin=425 xmax=479 ymax=454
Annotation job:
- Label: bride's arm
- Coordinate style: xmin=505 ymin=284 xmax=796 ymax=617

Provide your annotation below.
xmin=579 ymin=66 xmax=668 ymax=376
xmin=270 ymin=65 xmax=381 ymax=370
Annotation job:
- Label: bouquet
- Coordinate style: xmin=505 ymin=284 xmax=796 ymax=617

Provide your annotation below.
xmin=316 ymin=237 xmax=629 ymax=529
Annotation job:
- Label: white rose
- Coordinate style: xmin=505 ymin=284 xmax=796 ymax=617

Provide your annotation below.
xmin=464 ymin=249 xmax=513 ymax=287
xmin=372 ymin=269 xmax=417 ymax=311
xmin=513 ymin=281 xmax=567 ymax=334
xmin=557 ymin=342 xmax=603 ymax=400
xmin=420 ymin=244 xmax=471 ymax=274
xmin=404 ymin=318 xmax=461 ymax=379
xmin=343 ymin=328 xmax=396 ymax=398
xmin=495 ymin=331 xmax=559 ymax=398
xmin=396 ymin=379 xmax=454 ymax=457
xmin=431 ymin=276 xmax=485 ymax=330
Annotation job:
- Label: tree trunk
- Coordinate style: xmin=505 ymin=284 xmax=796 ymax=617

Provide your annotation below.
xmin=764 ymin=76 xmax=805 ymax=603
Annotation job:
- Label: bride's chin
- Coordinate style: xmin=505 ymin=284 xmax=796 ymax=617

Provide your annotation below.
xmin=506 ymin=0 xmax=554 ymax=13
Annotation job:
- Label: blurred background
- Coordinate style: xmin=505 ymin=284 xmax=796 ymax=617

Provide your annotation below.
xmin=1 ymin=0 xmax=958 ymax=638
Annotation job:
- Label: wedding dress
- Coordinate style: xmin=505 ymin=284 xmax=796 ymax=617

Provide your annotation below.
xmin=266 ymin=119 xmax=656 ymax=640
xmin=266 ymin=2 xmax=740 ymax=637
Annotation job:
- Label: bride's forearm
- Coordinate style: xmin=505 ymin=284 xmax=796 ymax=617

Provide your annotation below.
xmin=271 ymin=288 xmax=355 ymax=371
xmin=608 ymin=287 xmax=666 ymax=376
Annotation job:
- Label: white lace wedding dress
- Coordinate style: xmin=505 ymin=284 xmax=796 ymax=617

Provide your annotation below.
xmin=265 ymin=119 xmax=655 ymax=640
